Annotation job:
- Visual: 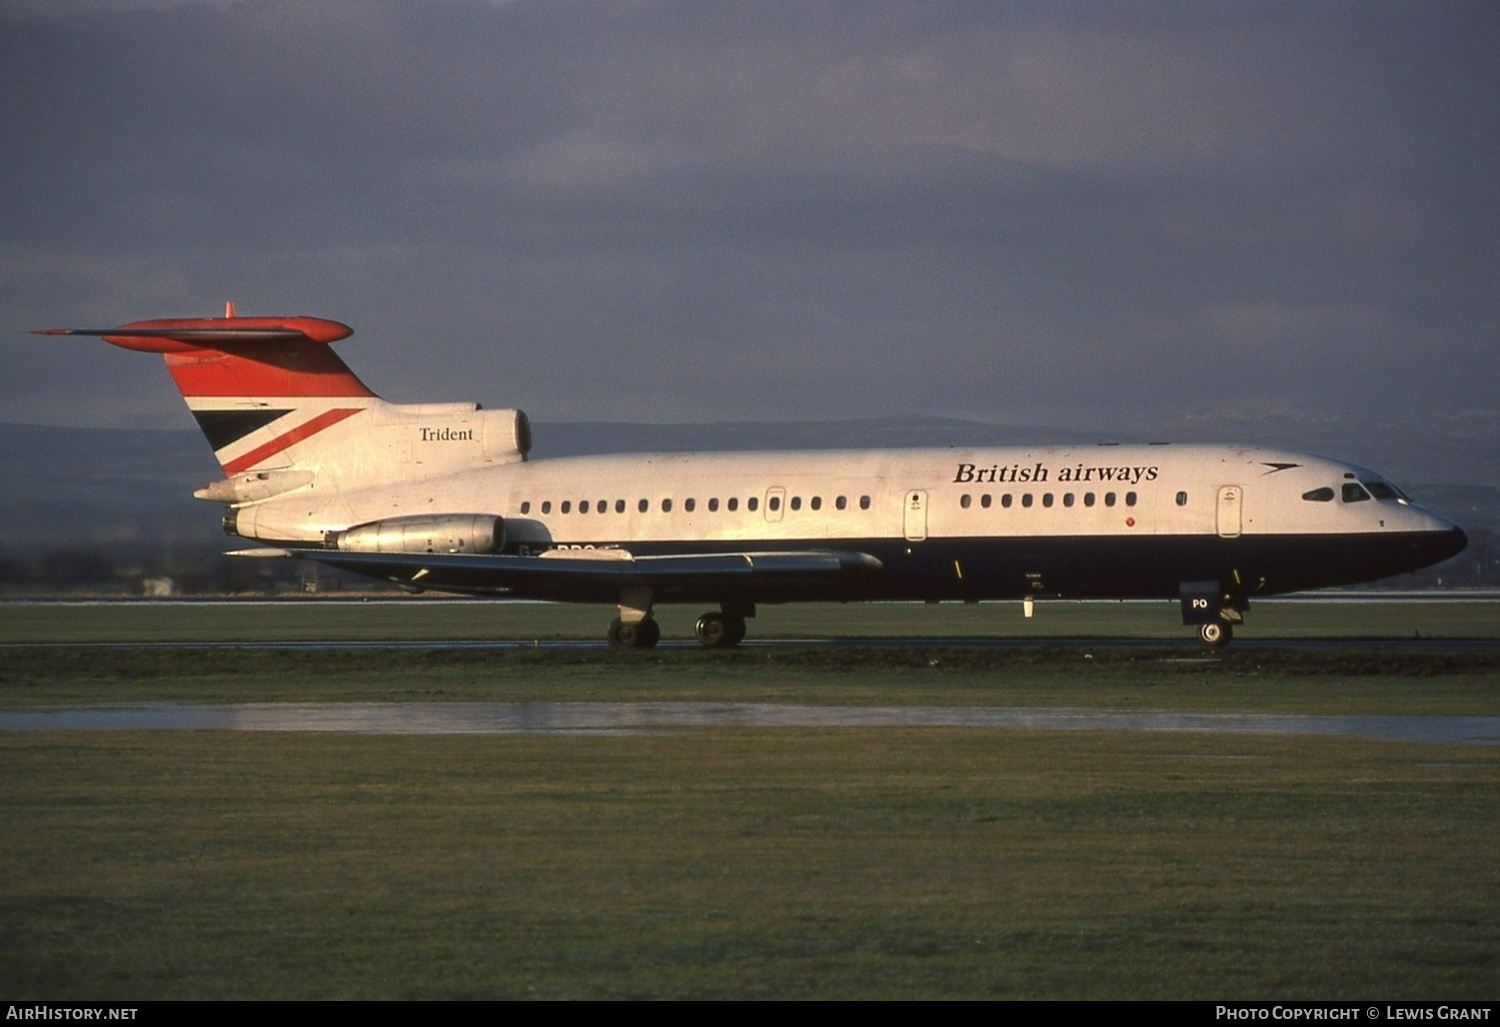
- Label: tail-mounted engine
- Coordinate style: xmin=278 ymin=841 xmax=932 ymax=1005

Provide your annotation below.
xmin=327 ymin=514 xmax=506 ymax=555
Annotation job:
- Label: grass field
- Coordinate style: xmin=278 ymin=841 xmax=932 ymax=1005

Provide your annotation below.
xmin=2 ymin=601 xmax=1498 ymax=999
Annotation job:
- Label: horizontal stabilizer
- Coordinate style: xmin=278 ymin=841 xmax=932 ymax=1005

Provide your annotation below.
xmin=35 ymin=326 xmax=308 ymax=342
xmin=30 ymin=316 xmax=353 ymax=353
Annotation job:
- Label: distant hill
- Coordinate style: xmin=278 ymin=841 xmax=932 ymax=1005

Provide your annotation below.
xmin=0 ymin=423 xmax=220 ymax=549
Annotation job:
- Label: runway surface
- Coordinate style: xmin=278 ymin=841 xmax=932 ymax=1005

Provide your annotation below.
xmin=3 ymin=701 xmax=1497 ymax=745
xmin=9 ymin=591 xmax=1500 ymax=606
xmin=6 ymin=636 xmax=1500 ymax=652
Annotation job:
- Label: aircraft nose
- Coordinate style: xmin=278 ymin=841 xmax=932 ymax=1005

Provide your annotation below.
xmin=1421 ymin=523 xmax=1468 ymax=564
xmin=1447 ymin=526 xmax=1469 ymax=560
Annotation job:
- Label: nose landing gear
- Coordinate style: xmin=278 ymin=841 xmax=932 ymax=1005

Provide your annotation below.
xmin=1181 ymin=579 xmax=1246 ymax=648
xmin=1198 ymin=621 xmax=1233 ymax=648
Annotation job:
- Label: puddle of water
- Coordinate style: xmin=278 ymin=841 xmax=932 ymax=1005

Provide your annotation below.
xmin=0 ymin=702 xmax=1496 ymax=746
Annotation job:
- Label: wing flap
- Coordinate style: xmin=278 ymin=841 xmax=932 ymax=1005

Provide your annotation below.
xmin=294 ymin=546 xmax=882 ymax=601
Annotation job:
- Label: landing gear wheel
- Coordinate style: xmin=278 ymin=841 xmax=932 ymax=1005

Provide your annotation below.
xmin=638 ymin=618 xmax=661 ymax=648
xmin=609 ymin=617 xmax=661 ymax=649
xmin=695 ymin=612 xmax=747 ymax=648
xmin=1199 ymin=621 xmax=1232 ymax=648
xmin=725 ymin=616 xmax=747 ymax=646
xmin=695 ymin=613 xmax=728 ymax=648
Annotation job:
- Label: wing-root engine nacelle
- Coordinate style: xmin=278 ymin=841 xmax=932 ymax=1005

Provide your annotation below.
xmin=328 ymin=514 xmax=506 ymax=555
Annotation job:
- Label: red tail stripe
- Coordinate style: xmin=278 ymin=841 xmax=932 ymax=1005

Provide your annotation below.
xmin=222 ymin=408 xmax=363 ymax=475
xmin=165 ymin=344 xmax=374 ymax=398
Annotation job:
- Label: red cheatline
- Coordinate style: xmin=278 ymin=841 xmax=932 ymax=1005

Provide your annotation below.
xmin=222 ymin=408 xmax=363 ymax=475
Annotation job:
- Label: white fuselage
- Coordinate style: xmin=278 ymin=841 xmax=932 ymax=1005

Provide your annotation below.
xmin=230 ymin=440 xmax=1463 ymax=603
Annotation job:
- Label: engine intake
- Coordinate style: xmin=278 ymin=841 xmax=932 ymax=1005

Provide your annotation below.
xmin=331 ymin=514 xmax=505 ymax=555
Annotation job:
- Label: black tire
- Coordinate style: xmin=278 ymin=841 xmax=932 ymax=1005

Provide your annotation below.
xmin=637 ymin=617 xmax=661 ymax=648
xmin=725 ymin=615 xmax=747 ymax=646
xmin=610 ymin=617 xmax=660 ymax=648
xmin=695 ymin=613 xmax=728 ymax=648
xmin=695 ymin=612 xmax=746 ymax=648
xmin=608 ymin=617 xmax=636 ymax=648
xmin=1199 ymin=621 xmax=1232 ymax=648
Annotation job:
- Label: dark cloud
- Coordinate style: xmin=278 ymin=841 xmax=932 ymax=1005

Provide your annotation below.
xmin=2 ymin=0 xmax=1497 ymax=475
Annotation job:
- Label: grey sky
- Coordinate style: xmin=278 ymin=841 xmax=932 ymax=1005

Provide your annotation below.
xmin=3 ymin=1 xmax=1497 ymax=468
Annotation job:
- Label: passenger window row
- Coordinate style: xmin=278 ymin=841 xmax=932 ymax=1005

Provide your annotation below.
xmin=518 ymin=494 xmax=874 ymax=516
xmin=958 ymin=491 xmax=1139 ymax=510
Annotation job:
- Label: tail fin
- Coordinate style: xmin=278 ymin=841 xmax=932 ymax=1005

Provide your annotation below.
xmin=38 ymin=308 xmax=531 ymax=544
xmin=34 ymin=310 xmax=377 ymax=475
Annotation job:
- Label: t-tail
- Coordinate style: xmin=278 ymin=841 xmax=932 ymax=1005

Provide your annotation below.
xmin=34 ymin=305 xmax=530 ymax=543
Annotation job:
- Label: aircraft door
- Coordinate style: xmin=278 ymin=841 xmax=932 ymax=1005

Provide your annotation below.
xmin=764 ymin=486 xmax=786 ymax=523
xmin=904 ymin=489 xmax=928 ymax=542
xmin=1217 ymin=485 xmax=1242 ymax=538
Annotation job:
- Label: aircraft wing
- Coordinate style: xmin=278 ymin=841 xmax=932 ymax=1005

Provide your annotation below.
xmin=289 ymin=547 xmax=884 ymax=604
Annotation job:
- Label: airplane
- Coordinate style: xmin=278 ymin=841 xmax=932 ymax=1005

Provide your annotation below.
xmin=35 ymin=307 xmax=1468 ymax=648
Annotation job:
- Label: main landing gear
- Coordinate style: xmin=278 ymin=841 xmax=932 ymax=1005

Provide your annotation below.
xmin=608 ymin=616 xmax=661 ymax=649
xmin=605 ymin=594 xmax=755 ymax=649
xmin=694 ymin=610 xmax=748 ymax=648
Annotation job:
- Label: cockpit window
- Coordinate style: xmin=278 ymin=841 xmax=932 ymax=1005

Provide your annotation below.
xmin=1341 ymin=482 xmax=1371 ymax=503
xmin=1362 ymin=481 xmax=1400 ymax=500
xmin=1302 ymin=487 xmax=1335 ymax=502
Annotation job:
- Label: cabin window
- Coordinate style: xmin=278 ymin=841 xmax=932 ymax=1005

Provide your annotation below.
xmin=709 ymin=498 xmax=719 ymax=512
xmin=520 ymin=501 xmax=531 ymax=514
xmin=980 ymin=494 xmax=992 ymax=509
xmin=638 ymin=498 xmax=649 ymax=513
xmin=1022 ymin=494 xmax=1033 ymax=508
xmin=748 ymin=497 xmax=759 ymax=512
xmin=662 ymin=498 xmax=674 ymax=513
xmin=1001 ymin=494 xmax=1013 ymax=508
xmin=684 ymin=498 xmax=696 ymax=512
xmin=729 ymin=497 xmax=740 ymax=512
xmin=1125 ymin=492 xmax=1137 ymax=506
xmin=597 ymin=499 xmax=607 ymax=513
xmin=579 ymin=500 xmax=589 ymax=514
xmin=790 ymin=496 xmax=801 ymax=511
xmin=836 ymin=496 xmax=847 ymax=510
xmin=1063 ymin=493 xmax=1075 ymax=508
xmin=541 ymin=501 xmax=552 ymax=514
xmin=1084 ymin=493 xmax=1095 ymax=507
xmin=810 ymin=496 xmax=822 ymax=511
xmin=768 ymin=496 xmax=781 ymax=512
xmin=1104 ymin=492 xmax=1116 ymax=507
xmin=860 ymin=495 xmax=871 ymax=510
xmin=1302 ymin=487 xmax=1335 ymax=502
xmin=561 ymin=501 xmax=572 ymax=514
xmin=1342 ymin=483 xmax=1371 ymax=503
xmin=1175 ymin=491 xmax=1188 ymax=506
xmin=1042 ymin=493 xmax=1054 ymax=508
xmin=960 ymin=494 xmax=972 ymax=509
xmin=615 ymin=499 xmax=626 ymax=513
